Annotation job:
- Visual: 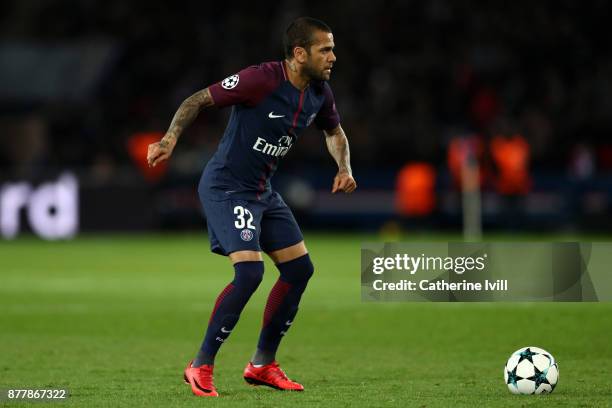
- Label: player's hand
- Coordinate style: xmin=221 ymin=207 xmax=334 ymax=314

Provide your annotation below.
xmin=332 ymin=171 xmax=357 ymax=193
xmin=147 ymin=136 xmax=176 ymax=167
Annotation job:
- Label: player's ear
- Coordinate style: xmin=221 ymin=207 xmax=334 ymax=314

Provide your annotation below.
xmin=294 ymin=46 xmax=308 ymax=64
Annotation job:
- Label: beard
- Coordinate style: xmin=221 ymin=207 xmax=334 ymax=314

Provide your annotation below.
xmin=303 ymin=61 xmax=329 ymax=81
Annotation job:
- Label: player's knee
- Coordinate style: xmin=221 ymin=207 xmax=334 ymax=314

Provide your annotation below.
xmin=233 ymin=261 xmax=264 ymax=292
xmin=278 ymin=254 xmax=314 ymax=284
xmin=300 ymin=255 xmax=315 ymax=282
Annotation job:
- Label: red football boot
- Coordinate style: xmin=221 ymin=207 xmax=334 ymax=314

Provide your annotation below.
xmin=183 ymin=360 xmax=219 ymax=397
xmin=243 ymin=361 xmax=304 ymax=391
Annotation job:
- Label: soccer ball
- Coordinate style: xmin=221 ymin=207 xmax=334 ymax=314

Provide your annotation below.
xmin=504 ymin=346 xmax=559 ymax=394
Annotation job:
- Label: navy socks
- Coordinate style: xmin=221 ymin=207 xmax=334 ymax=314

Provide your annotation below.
xmin=193 ymin=254 xmax=314 ymax=367
xmin=193 ymin=261 xmax=264 ymax=367
xmin=254 ymin=254 xmax=314 ymax=363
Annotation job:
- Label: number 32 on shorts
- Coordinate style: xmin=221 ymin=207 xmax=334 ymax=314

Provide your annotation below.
xmin=233 ymin=206 xmax=255 ymax=230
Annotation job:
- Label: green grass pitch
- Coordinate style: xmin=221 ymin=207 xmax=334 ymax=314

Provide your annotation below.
xmin=1 ymin=233 xmax=611 ymax=407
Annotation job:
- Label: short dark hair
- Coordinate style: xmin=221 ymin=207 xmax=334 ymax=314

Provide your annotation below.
xmin=283 ymin=17 xmax=332 ymax=59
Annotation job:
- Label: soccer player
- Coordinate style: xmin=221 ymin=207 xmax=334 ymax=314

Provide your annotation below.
xmin=147 ymin=17 xmax=356 ymax=397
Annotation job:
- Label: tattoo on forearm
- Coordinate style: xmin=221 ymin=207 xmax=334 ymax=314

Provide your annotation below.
xmin=163 ymin=88 xmax=214 ymax=144
xmin=325 ymin=126 xmax=352 ymax=174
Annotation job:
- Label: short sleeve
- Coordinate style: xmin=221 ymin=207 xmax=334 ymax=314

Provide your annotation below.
xmin=314 ymin=83 xmax=341 ymax=130
xmin=209 ymin=64 xmax=280 ymax=108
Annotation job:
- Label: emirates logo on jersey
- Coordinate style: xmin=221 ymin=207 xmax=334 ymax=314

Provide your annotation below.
xmin=221 ymin=74 xmax=239 ymax=90
xmin=252 ymin=135 xmax=294 ymax=157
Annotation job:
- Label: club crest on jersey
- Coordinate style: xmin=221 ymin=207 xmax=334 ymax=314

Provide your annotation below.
xmin=306 ymin=113 xmax=317 ymax=126
xmin=278 ymin=135 xmax=293 ymax=147
xmin=221 ymin=74 xmax=239 ymax=90
xmin=240 ymin=229 xmax=254 ymax=241
xmin=252 ymin=135 xmax=294 ymax=157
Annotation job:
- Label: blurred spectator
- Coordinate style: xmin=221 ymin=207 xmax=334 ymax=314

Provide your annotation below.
xmin=490 ymin=134 xmax=531 ymax=195
xmin=396 ymin=162 xmax=436 ymax=216
xmin=569 ymin=144 xmax=595 ymax=181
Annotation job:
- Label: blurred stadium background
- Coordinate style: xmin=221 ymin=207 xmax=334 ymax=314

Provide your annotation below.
xmin=2 ymin=2 xmax=612 ymax=406
xmin=1 ymin=0 xmax=611 ymax=239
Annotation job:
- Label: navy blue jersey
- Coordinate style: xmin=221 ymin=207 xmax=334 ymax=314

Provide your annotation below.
xmin=200 ymin=61 xmax=340 ymax=200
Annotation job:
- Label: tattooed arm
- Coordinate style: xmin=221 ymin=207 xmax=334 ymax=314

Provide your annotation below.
xmin=324 ymin=125 xmax=357 ymax=193
xmin=147 ymin=88 xmax=214 ymax=167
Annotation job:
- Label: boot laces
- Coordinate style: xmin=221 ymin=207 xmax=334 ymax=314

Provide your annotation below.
xmin=264 ymin=363 xmax=290 ymax=383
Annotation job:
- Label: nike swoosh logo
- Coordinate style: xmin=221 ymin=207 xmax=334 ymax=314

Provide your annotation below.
xmin=285 ymin=320 xmax=293 ymax=326
xmin=193 ymin=379 xmax=214 ymax=394
xmin=268 ymin=112 xmax=285 ymax=119
xmin=220 ymin=327 xmax=232 ymax=333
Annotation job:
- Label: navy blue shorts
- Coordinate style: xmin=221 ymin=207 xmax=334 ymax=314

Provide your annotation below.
xmin=200 ymin=191 xmax=303 ymax=256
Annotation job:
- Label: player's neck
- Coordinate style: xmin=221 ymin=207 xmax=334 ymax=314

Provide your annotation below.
xmin=284 ymin=60 xmax=310 ymax=91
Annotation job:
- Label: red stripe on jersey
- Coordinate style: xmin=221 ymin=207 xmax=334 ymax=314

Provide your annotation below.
xmin=257 ymin=160 xmax=276 ymax=198
xmin=291 ymin=90 xmax=305 ymax=129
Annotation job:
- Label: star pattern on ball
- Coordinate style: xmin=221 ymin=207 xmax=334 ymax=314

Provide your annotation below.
xmin=517 ymin=348 xmax=537 ymax=363
xmin=505 ymin=347 xmax=558 ymax=395
xmin=527 ymin=365 xmax=551 ymax=388
xmin=506 ymin=366 xmax=521 ymax=387
xmin=542 ymin=353 xmax=553 ymax=365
